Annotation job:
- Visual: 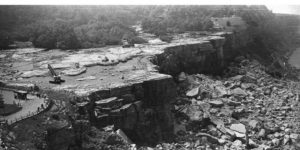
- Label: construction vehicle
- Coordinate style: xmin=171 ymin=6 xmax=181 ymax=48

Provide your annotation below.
xmin=122 ymin=39 xmax=134 ymax=48
xmin=48 ymin=64 xmax=65 ymax=84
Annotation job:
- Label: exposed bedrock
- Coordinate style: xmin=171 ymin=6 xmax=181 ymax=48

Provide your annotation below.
xmin=82 ymin=76 xmax=177 ymax=144
xmin=0 ymin=31 xmax=249 ymax=147
xmin=153 ymin=36 xmax=226 ymax=76
xmin=53 ymin=33 xmax=243 ymax=146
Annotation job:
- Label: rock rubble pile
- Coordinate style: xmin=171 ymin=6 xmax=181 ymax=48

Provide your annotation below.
xmin=164 ymin=57 xmax=300 ymax=150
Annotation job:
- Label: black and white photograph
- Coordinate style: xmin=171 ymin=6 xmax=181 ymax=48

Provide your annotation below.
xmin=1 ymin=1 xmax=300 ymax=150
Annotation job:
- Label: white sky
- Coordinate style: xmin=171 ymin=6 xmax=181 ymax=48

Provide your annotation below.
xmin=0 ymin=0 xmax=300 ymax=14
xmin=267 ymin=5 xmax=300 ymax=14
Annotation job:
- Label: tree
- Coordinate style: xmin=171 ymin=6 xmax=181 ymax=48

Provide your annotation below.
xmin=0 ymin=93 xmax=4 ymax=109
xmin=0 ymin=31 xmax=10 ymax=49
xmin=227 ymin=21 xmax=231 ymax=26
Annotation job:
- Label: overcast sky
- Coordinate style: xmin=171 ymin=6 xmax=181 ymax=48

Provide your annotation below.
xmin=267 ymin=5 xmax=300 ymax=14
xmin=1 ymin=0 xmax=300 ymax=15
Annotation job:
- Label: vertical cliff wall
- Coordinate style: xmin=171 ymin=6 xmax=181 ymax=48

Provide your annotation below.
xmin=153 ymin=36 xmax=226 ymax=76
xmin=84 ymin=75 xmax=177 ymax=144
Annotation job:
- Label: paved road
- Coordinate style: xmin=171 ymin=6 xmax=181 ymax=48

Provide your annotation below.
xmin=1 ymin=90 xmax=45 ymax=123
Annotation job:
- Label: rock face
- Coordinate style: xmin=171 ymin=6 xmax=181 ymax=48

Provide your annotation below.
xmin=153 ymin=37 xmax=226 ymax=76
xmin=46 ymin=125 xmax=77 ymax=150
xmin=85 ymin=75 xmax=177 ymax=144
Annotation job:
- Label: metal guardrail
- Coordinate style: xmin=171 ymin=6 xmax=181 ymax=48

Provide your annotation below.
xmin=5 ymin=98 xmax=53 ymax=126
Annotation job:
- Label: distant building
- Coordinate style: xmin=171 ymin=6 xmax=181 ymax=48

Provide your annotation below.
xmin=13 ymin=90 xmax=28 ymax=100
xmin=211 ymin=15 xmax=247 ymax=32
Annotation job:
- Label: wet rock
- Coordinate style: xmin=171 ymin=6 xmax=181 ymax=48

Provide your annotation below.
xmin=208 ymin=100 xmax=224 ymax=107
xmin=186 ymin=87 xmax=200 ymax=97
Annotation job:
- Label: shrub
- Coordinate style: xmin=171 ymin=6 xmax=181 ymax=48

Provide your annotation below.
xmin=130 ymin=36 xmax=147 ymax=44
xmin=159 ymin=35 xmax=173 ymax=43
xmin=0 ymin=31 xmax=10 ymax=49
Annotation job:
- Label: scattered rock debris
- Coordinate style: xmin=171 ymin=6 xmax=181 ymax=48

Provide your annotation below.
xmin=163 ymin=57 xmax=300 ymax=150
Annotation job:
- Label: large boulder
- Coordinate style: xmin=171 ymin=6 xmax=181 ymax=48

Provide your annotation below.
xmin=185 ymin=105 xmax=204 ymax=121
xmin=208 ymin=100 xmax=224 ymax=107
xmin=186 ymin=87 xmax=200 ymax=97
xmin=230 ymin=123 xmax=246 ymax=138
xmin=231 ymin=88 xmax=247 ymax=96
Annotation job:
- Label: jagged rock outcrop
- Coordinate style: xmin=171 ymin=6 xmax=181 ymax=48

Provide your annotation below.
xmin=153 ymin=36 xmax=226 ymax=76
xmin=76 ymin=75 xmax=177 ymax=144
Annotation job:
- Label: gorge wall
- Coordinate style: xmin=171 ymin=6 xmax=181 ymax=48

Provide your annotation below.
xmin=86 ymin=75 xmax=176 ymax=144
xmin=0 ymin=29 xmax=251 ymax=148
xmin=153 ymin=32 xmax=245 ymax=76
xmin=79 ymin=32 xmax=248 ymax=144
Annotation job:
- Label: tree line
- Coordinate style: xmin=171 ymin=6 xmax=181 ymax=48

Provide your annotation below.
xmin=0 ymin=5 xmax=299 ymax=52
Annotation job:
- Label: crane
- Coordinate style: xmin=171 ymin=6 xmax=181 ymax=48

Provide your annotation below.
xmin=48 ymin=64 xmax=65 ymax=84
